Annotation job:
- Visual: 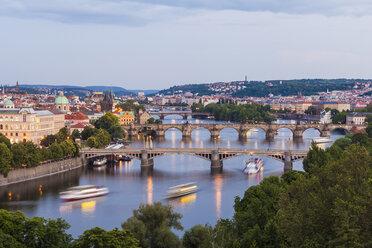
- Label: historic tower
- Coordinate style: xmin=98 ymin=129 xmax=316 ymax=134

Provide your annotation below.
xmin=100 ymin=90 xmax=114 ymax=112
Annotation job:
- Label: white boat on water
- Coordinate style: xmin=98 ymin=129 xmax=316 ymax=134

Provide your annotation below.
xmin=243 ymin=158 xmax=263 ymax=174
xmin=93 ymin=157 xmax=107 ymax=167
xmin=312 ymin=137 xmax=332 ymax=144
xmin=165 ymin=182 xmax=198 ymax=199
xmin=60 ymin=185 xmax=109 ymax=201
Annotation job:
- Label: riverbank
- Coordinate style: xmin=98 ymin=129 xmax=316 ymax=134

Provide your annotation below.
xmin=0 ymin=157 xmax=84 ymax=187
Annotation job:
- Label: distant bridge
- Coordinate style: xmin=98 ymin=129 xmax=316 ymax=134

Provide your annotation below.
xmin=148 ymin=111 xmax=213 ymax=120
xmin=122 ymin=123 xmax=366 ymax=139
xmin=81 ymin=148 xmax=308 ymax=172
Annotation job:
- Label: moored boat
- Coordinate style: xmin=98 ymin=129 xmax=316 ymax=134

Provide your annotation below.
xmin=165 ymin=182 xmax=198 ymax=199
xmin=243 ymin=158 xmax=263 ymax=174
xmin=93 ymin=157 xmax=107 ymax=167
xmin=60 ymin=185 xmax=109 ymax=201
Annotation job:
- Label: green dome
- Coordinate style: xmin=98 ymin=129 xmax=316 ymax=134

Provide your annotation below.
xmin=4 ymin=99 xmax=14 ymax=106
xmin=54 ymin=92 xmax=69 ymax=105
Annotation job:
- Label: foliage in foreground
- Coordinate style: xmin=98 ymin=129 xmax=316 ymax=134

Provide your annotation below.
xmin=0 ymin=128 xmax=79 ymax=176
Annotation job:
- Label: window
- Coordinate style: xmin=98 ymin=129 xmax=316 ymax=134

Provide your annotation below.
xmin=23 ymin=114 xmax=26 ymax=122
xmin=15 ymin=133 xmax=18 ymax=136
xmin=0 ymin=124 xmax=2 ymax=129
xmin=24 ymin=133 xmax=26 ymax=136
xmin=10 ymin=133 xmax=13 ymax=136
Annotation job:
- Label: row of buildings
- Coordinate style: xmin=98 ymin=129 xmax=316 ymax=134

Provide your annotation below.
xmin=0 ymin=88 xmax=153 ymax=144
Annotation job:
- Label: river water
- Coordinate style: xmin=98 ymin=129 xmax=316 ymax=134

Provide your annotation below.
xmin=0 ymin=116 xmax=344 ymax=237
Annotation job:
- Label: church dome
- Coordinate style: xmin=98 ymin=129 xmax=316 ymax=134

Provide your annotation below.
xmin=4 ymin=99 xmax=14 ymax=106
xmin=54 ymin=92 xmax=69 ymax=105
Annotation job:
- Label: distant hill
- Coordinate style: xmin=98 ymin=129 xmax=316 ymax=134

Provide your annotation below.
xmin=20 ymin=84 xmax=158 ymax=96
xmin=155 ymin=79 xmax=371 ymax=97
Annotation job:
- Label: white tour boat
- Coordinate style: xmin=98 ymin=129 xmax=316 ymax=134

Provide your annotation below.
xmin=243 ymin=158 xmax=263 ymax=174
xmin=312 ymin=137 xmax=332 ymax=144
xmin=165 ymin=182 xmax=198 ymax=198
xmin=93 ymin=157 xmax=107 ymax=167
xmin=60 ymin=185 xmax=109 ymax=201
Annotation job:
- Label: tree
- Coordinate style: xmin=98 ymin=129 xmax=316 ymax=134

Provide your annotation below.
xmin=233 ymin=176 xmax=285 ymax=248
xmin=95 ymin=129 xmax=111 ymax=147
xmin=87 ymin=136 xmax=100 ymax=148
xmin=108 ymin=125 xmax=125 ymax=139
xmin=122 ymin=202 xmax=183 ymax=248
xmin=71 ymin=227 xmax=139 ymax=248
xmin=48 ymin=143 xmax=64 ymax=160
xmin=0 ymin=143 xmax=12 ymax=176
xmin=81 ymin=126 xmax=98 ymax=141
xmin=95 ymin=113 xmax=118 ymax=131
xmin=332 ymin=111 xmax=349 ymax=124
xmin=0 ymin=209 xmax=72 ymax=248
xmin=147 ymin=117 xmax=156 ymax=124
xmin=40 ymin=135 xmax=56 ymax=147
xmin=71 ymin=129 xmax=81 ymax=141
xmin=366 ymin=123 xmax=372 ymax=138
xmin=182 ymin=224 xmax=212 ymax=248
xmin=56 ymin=127 xmax=69 ymax=143
xmin=278 ymin=145 xmax=372 ymax=247
xmin=305 ymin=106 xmax=317 ymax=115
xmin=0 ymin=134 xmax=11 ymax=149
xmin=11 ymin=142 xmax=41 ymax=168
xmin=302 ymin=142 xmax=329 ymax=173
xmin=333 ymin=137 xmax=352 ymax=150
xmin=60 ymin=140 xmax=77 ymax=157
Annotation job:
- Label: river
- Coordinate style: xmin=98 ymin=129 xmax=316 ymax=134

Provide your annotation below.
xmin=0 ymin=116 xmax=344 ymax=237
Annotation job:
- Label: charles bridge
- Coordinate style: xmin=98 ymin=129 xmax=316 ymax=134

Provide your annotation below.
xmin=122 ymin=123 xmax=366 ymax=139
xmin=81 ymin=148 xmax=308 ymax=172
xmin=148 ymin=111 xmax=213 ymax=120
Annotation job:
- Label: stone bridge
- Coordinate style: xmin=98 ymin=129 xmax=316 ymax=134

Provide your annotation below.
xmin=122 ymin=123 xmax=365 ymax=139
xmin=148 ymin=111 xmax=213 ymax=120
xmin=81 ymin=148 xmax=308 ymax=172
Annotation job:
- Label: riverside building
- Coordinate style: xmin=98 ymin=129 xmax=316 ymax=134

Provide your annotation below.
xmin=0 ymin=107 xmax=65 ymax=144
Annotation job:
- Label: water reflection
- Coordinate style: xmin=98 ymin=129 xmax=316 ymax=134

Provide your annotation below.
xmin=60 ymin=197 xmax=105 ymax=216
xmin=213 ymin=174 xmax=223 ymax=219
xmin=168 ymin=193 xmax=197 ymax=208
xmin=147 ymin=176 xmax=153 ymax=204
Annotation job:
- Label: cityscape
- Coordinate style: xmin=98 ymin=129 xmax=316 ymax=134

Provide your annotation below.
xmin=1 ymin=1 xmax=372 ymax=247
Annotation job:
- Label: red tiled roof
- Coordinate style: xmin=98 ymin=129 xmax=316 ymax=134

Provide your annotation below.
xmin=70 ymin=122 xmax=93 ymax=128
xmin=65 ymin=112 xmax=89 ymax=120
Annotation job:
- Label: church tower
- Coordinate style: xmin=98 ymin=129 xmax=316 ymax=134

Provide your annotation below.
xmin=100 ymin=90 xmax=114 ymax=112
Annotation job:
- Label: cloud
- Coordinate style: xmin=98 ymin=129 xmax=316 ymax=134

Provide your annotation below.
xmin=1 ymin=0 xmax=372 ymax=26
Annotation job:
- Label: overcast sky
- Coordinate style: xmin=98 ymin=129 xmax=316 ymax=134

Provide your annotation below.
xmin=1 ymin=0 xmax=372 ymax=89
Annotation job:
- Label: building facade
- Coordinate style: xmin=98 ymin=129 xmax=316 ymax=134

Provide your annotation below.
xmin=0 ymin=108 xmax=65 ymax=144
xmin=346 ymin=113 xmax=367 ymax=125
xmin=120 ymin=111 xmax=135 ymax=125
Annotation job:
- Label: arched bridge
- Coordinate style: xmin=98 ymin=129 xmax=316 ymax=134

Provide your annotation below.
xmin=122 ymin=123 xmax=366 ymax=139
xmin=148 ymin=111 xmax=213 ymax=120
xmin=81 ymin=148 xmax=308 ymax=172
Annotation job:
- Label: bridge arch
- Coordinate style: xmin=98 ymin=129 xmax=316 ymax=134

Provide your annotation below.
xmin=276 ymin=127 xmax=294 ymax=138
xmin=191 ymin=127 xmax=211 ymax=138
xmin=329 ymin=127 xmax=349 ymax=135
xmin=303 ymin=127 xmax=321 ymax=138
xmin=219 ymin=127 xmax=240 ymax=139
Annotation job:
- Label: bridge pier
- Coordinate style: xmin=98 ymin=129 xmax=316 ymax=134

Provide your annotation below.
xmin=140 ymin=150 xmax=154 ymax=168
xmin=159 ymin=115 xmax=165 ymax=120
xmin=266 ymin=130 xmax=276 ymax=140
xmin=293 ymin=129 xmax=304 ymax=139
xmin=210 ymin=129 xmax=220 ymax=139
xmin=211 ymin=150 xmax=223 ymax=170
xmin=183 ymin=115 xmax=188 ymax=120
xmin=320 ymin=130 xmax=330 ymax=137
xmin=156 ymin=128 xmax=165 ymax=137
xmin=284 ymin=152 xmax=293 ymax=172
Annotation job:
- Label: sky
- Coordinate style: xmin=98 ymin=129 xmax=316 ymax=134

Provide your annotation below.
xmin=1 ymin=0 xmax=372 ymax=89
